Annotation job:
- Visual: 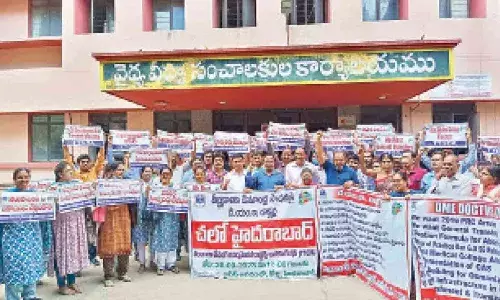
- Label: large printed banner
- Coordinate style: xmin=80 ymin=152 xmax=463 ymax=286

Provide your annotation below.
xmin=478 ymin=136 xmax=500 ymax=161
xmin=374 ymin=134 xmax=416 ymax=157
xmin=62 ymin=125 xmax=105 ymax=147
xmin=110 ymin=130 xmax=151 ymax=150
xmin=411 ymin=199 xmax=500 ymax=300
xmin=96 ymin=179 xmax=142 ymax=206
xmin=147 ymin=187 xmax=189 ymax=213
xmin=311 ymin=130 xmax=355 ymax=152
xmin=317 ymin=187 xmax=411 ymax=300
xmin=422 ymin=123 xmax=468 ymax=148
xmin=52 ymin=182 xmax=95 ymax=213
xmin=129 ymin=148 xmax=168 ymax=168
xmin=0 ymin=192 xmax=56 ymax=222
xmin=190 ymin=189 xmax=318 ymax=279
xmin=213 ymin=131 xmax=250 ymax=154
xmin=267 ymin=122 xmax=307 ymax=151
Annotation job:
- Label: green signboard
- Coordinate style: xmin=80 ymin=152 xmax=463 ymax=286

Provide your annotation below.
xmin=99 ymin=49 xmax=453 ymax=91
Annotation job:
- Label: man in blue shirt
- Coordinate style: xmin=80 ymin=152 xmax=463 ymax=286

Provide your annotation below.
xmin=315 ymin=131 xmax=359 ymax=188
xmin=421 ymin=151 xmax=443 ymax=193
xmin=246 ymin=154 xmax=285 ymax=191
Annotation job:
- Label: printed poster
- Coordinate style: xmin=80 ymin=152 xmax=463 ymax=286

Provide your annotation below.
xmin=62 ymin=125 xmax=105 ymax=147
xmin=0 ymin=192 xmax=56 ymax=222
xmin=267 ymin=122 xmax=307 ymax=151
xmin=311 ymin=130 xmax=355 ymax=152
xmin=156 ymin=131 xmax=194 ymax=155
xmin=190 ymin=189 xmax=318 ymax=279
xmin=422 ymin=123 xmax=468 ymax=148
xmin=147 ymin=187 xmax=189 ymax=213
xmin=129 ymin=148 xmax=168 ymax=168
xmin=52 ymin=182 xmax=95 ymax=213
xmin=356 ymin=124 xmax=395 ymax=148
xmin=374 ymin=134 xmax=416 ymax=157
xmin=478 ymin=136 xmax=500 ymax=161
xmin=96 ymin=179 xmax=142 ymax=206
xmin=110 ymin=130 xmax=151 ymax=150
xmin=213 ymin=131 xmax=250 ymax=154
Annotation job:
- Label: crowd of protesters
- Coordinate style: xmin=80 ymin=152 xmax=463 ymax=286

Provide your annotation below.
xmin=0 ymin=126 xmax=499 ymax=300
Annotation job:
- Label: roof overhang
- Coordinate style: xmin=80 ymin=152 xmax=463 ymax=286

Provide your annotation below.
xmin=93 ymin=39 xmax=461 ymax=111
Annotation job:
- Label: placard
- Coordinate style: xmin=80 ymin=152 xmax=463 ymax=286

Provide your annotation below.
xmin=190 ymin=189 xmax=318 ymax=279
xmin=147 ymin=187 xmax=189 ymax=213
xmin=374 ymin=134 xmax=415 ymax=157
xmin=129 ymin=148 xmax=168 ymax=168
xmin=213 ymin=131 xmax=250 ymax=154
xmin=0 ymin=192 xmax=56 ymax=222
xmin=156 ymin=131 xmax=194 ymax=153
xmin=62 ymin=125 xmax=105 ymax=147
xmin=195 ymin=133 xmax=214 ymax=156
xmin=110 ymin=130 xmax=151 ymax=150
xmin=53 ymin=182 xmax=95 ymax=213
xmin=267 ymin=122 xmax=307 ymax=151
xmin=312 ymin=130 xmax=355 ymax=152
xmin=356 ymin=124 xmax=395 ymax=146
xmin=317 ymin=187 xmax=410 ymax=300
xmin=478 ymin=136 xmax=500 ymax=161
xmin=28 ymin=179 xmax=54 ymax=192
xmin=411 ymin=199 xmax=500 ymax=300
xmin=422 ymin=123 xmax=468 ymax=148
xmin=96 ymin=179 xmax=142 ymax=206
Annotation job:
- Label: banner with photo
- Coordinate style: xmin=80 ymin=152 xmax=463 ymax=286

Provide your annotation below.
xmin=62 ymin=125 xmax=105 ymax=147
xmin=0 ymin=192 xmax=56 ymax=222
xmin=190 ymin=189 xmax=318 ymax=280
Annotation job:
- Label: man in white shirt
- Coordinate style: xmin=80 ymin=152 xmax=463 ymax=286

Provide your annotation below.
xmin=169 ymin=152 xmax=190 ymax=186
xmin=285 ymin=148 xmax=320 ymax=187
xmin=222 ymin=154 xmax=248 ymax=192
xmin=428 ymin=154 xmax=473 ymax=198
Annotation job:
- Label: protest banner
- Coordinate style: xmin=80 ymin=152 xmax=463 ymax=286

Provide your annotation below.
xmin=316 ymin=187 xmax=411 ymax=300
xmin=250 ymin=132 xmax=267 ymax=152
xmin=195 ymin=133 xmax=214 ymax=156
xmin=53 ymin=182 xmax=95 ymax=213
xmin=213 ymin=131 xmax=250 ymax=154
xmin=156 ymin=130 xmax=194 ymax=154
xmin=311 ymin=130 xmax=355 ymax=152
xmin=478 ymin=136 xmax=500 ymax=161
xmin=110 ymin=130 xmax=151 ymax=150
xmin=190 ymin=189 xmax=318 ymax=279
xmin=96 ymin=179 xmax=142 ymax=206
xmin=422 ymin=123 xmax=468 ymax=148
xmin=374 ymin=134 xmax=416 ymax=157
xmin=147 ymin=187 xmax=189 ymax=213
xmin=28 ymin=179 xmax=54 ymax=192
xmin=129 ymin=148 xmax=168 ymax=168
xmin=62 ymin=125 xmax=105 ymax=147
xmin=356 ymin=124 xmax=395 ymax=147
xmin=267 ymin=122 xmax=307 ymax=151
xmin=0 ymin=192 xmax=56 ymax=222
xmin=411 ymin=198 xmax=500 ymax=300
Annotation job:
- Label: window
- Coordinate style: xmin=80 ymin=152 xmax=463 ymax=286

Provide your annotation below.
xmin=440 ymin=0 xmax=469 ymax=18
xmin=219 ymin=0 xmax=256 ymax=28
xmin=155 ymin=112 xmax=191 ymax=133
xmin=92 ymin=0 xmax=115 ymax=33
xmin=153 ymin=0 xmax=185 ymax=30
xmin=30 ymin=0 xmax=62 ymax=37
xmin=289 ymin=0 xmax=325 ymax=25
xmin=360 ymin=106 xmax=402 ymax=132
xmin=432 ymin=103 xmax=475 ymax=124
xmin=362 ymin=0 xmax=399 ymax=21
xmin=89 ymin=113 xmax=127 ymax=133
xmin=31 ymin=114 xmax=64 ymax=162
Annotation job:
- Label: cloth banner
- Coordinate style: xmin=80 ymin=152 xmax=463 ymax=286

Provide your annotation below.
xmin=311 ymin=130 xmax=355 ymax=152
xmin=316 ymin=187 xmax=411 ymax=300
xmin=374 ymin=134 xmax=416 ymax=157
xmin=213 ymin=131 xmax=250 ymax=154
xmin=190 ymin=189 xmax=318 ymax=279
xmin=356 ymin=124 xmax=395 ymax=147
xmin=129 ymin=148 xmax=168 ymax=168
xmin=52 ymin=182 xmax=95 ymax=213
xmin=62 ymin=125 xmax=105 ymax=147
xmin=422 ymin=123 xmax=468 ymax=148
xmin=147 ymin=187 xmax=189 ymax=213
xmin=0 ymin=192 xmax=56 ymax=222
xmin=478 ymin=136 xmax=500 ymax=161
xmin=96 ymin=179 xmax=142 ymax=206
xmin=267 ymin=122 xmax=307 ymax=151
xmin=411 ymin=198 xmax=500 ymax=300
xmin=110 ymin=130 xmax=151 ymax=150
xmin=156 ymin=131 xmax=194 ymax=156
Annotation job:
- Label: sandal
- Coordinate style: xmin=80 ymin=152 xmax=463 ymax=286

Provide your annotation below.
xmin=118 ymin=275 xmax=132 ymax=282
xmin=68 ymin=284 xmax=82 ymax=294
xmin=169 ymin=266 xmax=180 ymax=274
xmin=58 ymin=287 xmax=76 ymax=296
xmin=104 ymin=279 xmax=114 ymax=287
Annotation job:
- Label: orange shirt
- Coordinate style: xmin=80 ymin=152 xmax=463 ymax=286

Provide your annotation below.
xmin=64 ymin=147 xmax=105 ymax=182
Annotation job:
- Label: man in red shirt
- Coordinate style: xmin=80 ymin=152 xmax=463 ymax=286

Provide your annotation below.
xmin=401 ymin=155 xmax=427 ymax=191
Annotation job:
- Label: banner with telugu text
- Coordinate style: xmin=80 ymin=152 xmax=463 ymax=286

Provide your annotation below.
xmin=96 ymin=179 xmax=142 ymax=206
xmin=411 ymin=199 xmax=500 ymax=300
xmin=0 ymin=192 xmax=56 ymax=223
xmin=189 ymin=189 xmax=318 ymax=280
xmin=317 ymin=187 xmax=411 ymax=300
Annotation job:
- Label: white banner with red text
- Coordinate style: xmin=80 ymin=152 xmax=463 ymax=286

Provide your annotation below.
xmin=0 ymin=192 xmax=56 ymax=222
xmin=62 ymin=125 xmax=105 ymax=147
xmin=110 ymin=130 xmax=151 ymax=151
xmin=148 ymin=187 xmax=190 ymax=213
xmin=422 ymin=123 xmax=468 ymax=148
xmin=52 ymin=182 xmax=96 ymax=213
xmin=96 ymin=179 xmax=142 ymax=206
xmin=189 ymin=189 xmax=318 ymax=280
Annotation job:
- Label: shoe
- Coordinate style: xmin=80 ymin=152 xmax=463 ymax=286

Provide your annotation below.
xmin=157 ymin=269 xmax=164 ymax=276
xmin=118 ymin=275 xmax=132 ymax=282
xmin=68 ymin=284 xmax=82 ymax=294
xmin=138 ymin=264 xmax=146 ymax=274
xmin=104 ymin=279 xmax=114 ymax=287
xmin=169 ymin=266 xmax=180 ymax=274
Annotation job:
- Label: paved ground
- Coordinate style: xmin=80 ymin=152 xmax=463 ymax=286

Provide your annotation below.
xmin=0 ymin=257 xmax=384 ymax=300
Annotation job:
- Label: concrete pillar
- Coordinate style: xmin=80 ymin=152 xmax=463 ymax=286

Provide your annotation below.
xmin=476 ymin=102 xmax=500 ymax=135
xmin=127 ymin=111 xmax=155 ymax=133
xmin=401 ymin=103 xmax=432 ymax=134
xmin=191 ymin=110 xmax=213 ymax=134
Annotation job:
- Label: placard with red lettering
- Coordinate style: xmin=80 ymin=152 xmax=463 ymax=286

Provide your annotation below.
xmin=478 ymin=136 xmax=500 ymax=161
xmin=110 ymin=130 xmax=151 ymax=150
xmin=195 ymin=133 xmax=214 ymax=157
xmin=52 ymin=182 xmax=95 ymax=213
xmin=156 ymin=130 xmax=194 ymax=154
xmin=317 ymin=187 xmax=411 ymax=300
xmin=129 ymin=148 xmax=168 ymax=168
xmin=190 ymin=189 xmax=318 ymax=279
xmin=62 ymin=125 xmax=105 ymax=147
xmin=374 ymin=134 xmax=415 ymax=157
xmin=213 ymin=131 xmax=250 ymax=154
xmin=356 ymin=124 xmax=395 ymax=146
xmin=96 ymin=179 xmax=142 ymax=206
xmin=267 ymin=122 xmax=307 ymax=151
xmin=410 ymin=199 xmax=500 ymax=300
xmin=147 ymin=187 xmax=189 ymax=213
xmin=311 ymin=130 xmax=355 ymax=152
xmin=422 ymin=123 xmax=468 ymax=148
xmin=0 ymin=192 xmax=56 ymax=222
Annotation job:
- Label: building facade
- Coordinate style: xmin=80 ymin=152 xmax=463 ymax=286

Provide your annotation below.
xmin=0 ymin=0 xmax=498 ymax=183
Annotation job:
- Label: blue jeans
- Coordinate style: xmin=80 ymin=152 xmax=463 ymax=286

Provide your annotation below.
xmin=5 ymin=283 xmax=36 ymax=300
